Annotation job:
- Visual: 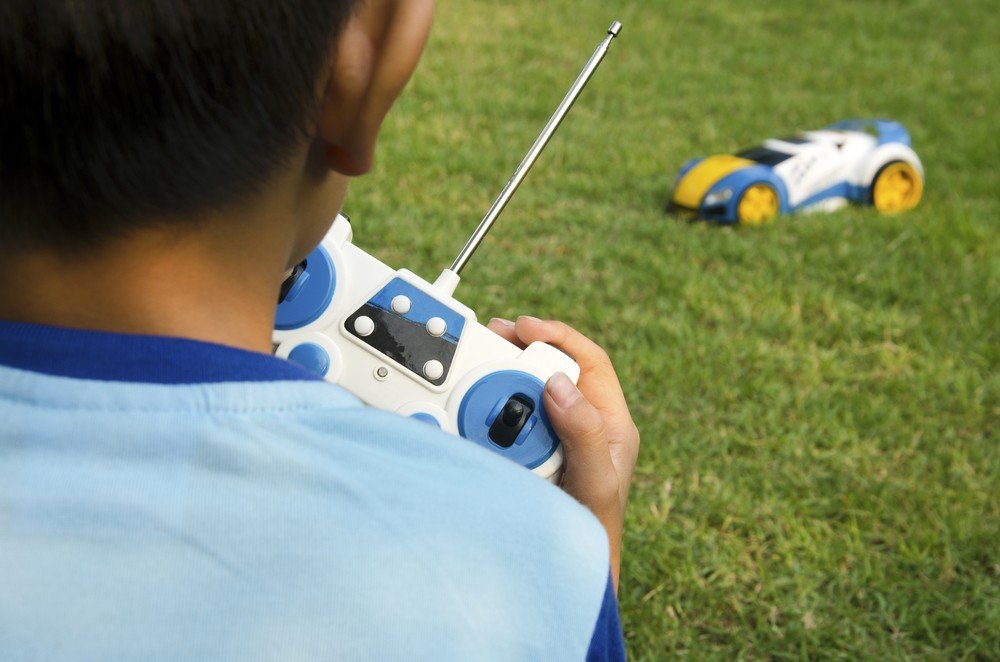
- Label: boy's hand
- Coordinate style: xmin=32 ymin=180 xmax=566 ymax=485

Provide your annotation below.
xmin=486 ymin=316 xmax=640 ymax=593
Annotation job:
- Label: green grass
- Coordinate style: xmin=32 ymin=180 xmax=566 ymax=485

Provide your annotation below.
xmin=349 ymin=0 xmax=998 ymax=658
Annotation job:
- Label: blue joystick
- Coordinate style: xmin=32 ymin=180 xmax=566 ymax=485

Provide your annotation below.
xmin=275 ymin=246 xmax=336 ymax=331
xmin=457 ymin=371 xmax=559 ymax=470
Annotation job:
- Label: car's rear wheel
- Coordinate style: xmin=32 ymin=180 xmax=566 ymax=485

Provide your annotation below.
xmin=871 ymin=161 xmax=923 ymax=213
xmin=736 ymin=183 xmax=779 ymax=226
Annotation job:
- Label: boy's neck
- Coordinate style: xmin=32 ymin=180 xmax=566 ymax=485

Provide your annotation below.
xmin=0 ymin=220 xmax=294 ymax=355
xmin=0 ymin=144 xmax=346 ymax=354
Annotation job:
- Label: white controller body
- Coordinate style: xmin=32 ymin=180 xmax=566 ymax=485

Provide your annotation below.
xmin=273 ymin=215 xmax=580 ymax=481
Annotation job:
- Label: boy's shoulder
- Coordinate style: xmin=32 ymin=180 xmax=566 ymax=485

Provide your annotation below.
xmin=0 ymin=323 xmax=612 ymax=660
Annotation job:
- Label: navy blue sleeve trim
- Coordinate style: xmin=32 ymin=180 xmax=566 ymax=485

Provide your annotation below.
xmin=586 ymin=572 xmax=626 ymax=661
xmin=0 ymin=320 xmax=321 ymax=384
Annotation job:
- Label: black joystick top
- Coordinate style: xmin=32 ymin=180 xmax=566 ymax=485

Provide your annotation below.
xmin=488 ymin=394 xmax=535 ymax=448
xmin=502 ymin=401 xmax=526 ymax=425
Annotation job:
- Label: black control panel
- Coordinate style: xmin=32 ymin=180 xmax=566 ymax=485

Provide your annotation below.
xmin=345 ymin=303 xmax=457 ymax=386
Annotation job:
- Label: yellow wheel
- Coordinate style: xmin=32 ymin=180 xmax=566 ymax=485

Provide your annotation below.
xmin=736 ymin=183 xmax=780 ymax=226
xmin=871 ymin=161 xmax=923 ymax=213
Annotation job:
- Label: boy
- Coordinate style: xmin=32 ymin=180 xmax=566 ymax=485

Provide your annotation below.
xmin=0 ymin=1 xmax=640 ymax=659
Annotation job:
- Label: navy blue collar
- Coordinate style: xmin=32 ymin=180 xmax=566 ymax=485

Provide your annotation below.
xmin=0 ymin=320 xmax=321 ymax=384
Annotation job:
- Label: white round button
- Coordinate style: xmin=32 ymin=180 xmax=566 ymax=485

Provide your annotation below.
xmin=426 ymin=317 xmax=447 ymax=337
xmin=423 ymin=360 xmax=444 ymax=381
xmin=374 ymin=366 xmax=390 ymax=381
xmin=353 ymin=316 xmax=375 ymax=337
xmin=391 ymin=295 xmax=411 ymax=314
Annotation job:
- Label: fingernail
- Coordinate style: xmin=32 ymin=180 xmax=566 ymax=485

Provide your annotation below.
xmin=518 ymin=315 xmax=541 ymax=324
xmin=547 ymin=372 xmax=581 ymax=408
xmin=490 ymin=317 xmax=514 ymax=327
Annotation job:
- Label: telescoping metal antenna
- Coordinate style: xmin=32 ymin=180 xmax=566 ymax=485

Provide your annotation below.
xmin=433 ymin=21 xmax=622 ymax=296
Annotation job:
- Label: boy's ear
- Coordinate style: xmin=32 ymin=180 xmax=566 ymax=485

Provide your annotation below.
xmin=320 ymin=0 xmax=435 ymax=176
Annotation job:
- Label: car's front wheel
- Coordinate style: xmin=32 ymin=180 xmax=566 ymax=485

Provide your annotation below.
xmin=736 ymin=183 xmax=779 ymax=226
xmin=871 ymin=161 xmax=923 ymax=213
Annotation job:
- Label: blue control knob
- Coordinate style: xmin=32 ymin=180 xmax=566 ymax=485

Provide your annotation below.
xmin=275 ymin=245 xmax=336 ymax=331
xmin=287 ymin=343 xmax=331 ymax=377
xmin=457 ymin=370 xmax=559 ymax=470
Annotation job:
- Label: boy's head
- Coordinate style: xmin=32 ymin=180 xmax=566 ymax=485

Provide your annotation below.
xmin=0 ymin=0 xmax=434 ymax=258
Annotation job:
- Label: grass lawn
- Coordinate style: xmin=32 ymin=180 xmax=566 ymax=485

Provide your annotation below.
xmin=349 ymin=0 xmax=998 ymax=658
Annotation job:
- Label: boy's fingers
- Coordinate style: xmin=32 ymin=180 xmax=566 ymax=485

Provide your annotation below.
xmin=514 ymin=316 xmax=628 ymax=412
xmin=543 ymin=373 xmax=619 ymax=507
xmin=486 ymin=318 xmax=524 ymax=347
xmin=513 ymin=317 xmax=609 ymax=369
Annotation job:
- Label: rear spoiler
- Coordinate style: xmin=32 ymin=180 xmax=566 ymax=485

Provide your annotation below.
xmin=824 ymin=119 xmax=911 ymax=147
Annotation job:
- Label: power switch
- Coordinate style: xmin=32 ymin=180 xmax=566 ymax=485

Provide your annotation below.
xmin=488 ymin=395 xmax=535 ymax=448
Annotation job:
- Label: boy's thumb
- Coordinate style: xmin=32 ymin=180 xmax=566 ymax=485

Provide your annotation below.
xmin=543 ymin=372 xmax=613 ymax=478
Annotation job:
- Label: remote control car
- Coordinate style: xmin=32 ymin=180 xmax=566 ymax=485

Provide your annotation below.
xmin=668 ymin=119 xmax=924 ymax=226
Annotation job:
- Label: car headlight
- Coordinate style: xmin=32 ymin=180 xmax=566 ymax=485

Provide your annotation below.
xmin=703 ymin=188 xmax=733 ymax=207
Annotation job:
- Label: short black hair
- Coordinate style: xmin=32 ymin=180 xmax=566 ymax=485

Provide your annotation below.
xmin=0 ymin=0 xmax=358 ymax=249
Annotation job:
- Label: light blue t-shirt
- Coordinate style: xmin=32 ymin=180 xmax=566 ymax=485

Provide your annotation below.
xmin=0 ymin=321 xmax=624 ymax=661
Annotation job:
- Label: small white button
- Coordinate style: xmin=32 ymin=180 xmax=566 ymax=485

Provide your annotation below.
xmin=374 ymin=366 xmax=390 ymax=381
xmin=391 ymin=295 xmax=411 ymax=314
xmin=423 ymin=360 xmax=444 ymax=381
xmin=426 ymin=317 xmax=447 ymax=337
xmin=353 ymin=316 xmax=375 ymax=337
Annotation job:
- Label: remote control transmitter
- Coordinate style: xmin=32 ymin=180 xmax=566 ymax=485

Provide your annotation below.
xmin=273 ymin=21 xmax=622 ymax=481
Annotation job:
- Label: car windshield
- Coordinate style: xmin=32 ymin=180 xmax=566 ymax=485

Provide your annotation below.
xmin=737 ymin=145 xmax=793 ymax=166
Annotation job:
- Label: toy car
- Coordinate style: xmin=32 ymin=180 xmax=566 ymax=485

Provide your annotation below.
xmin=668 ymin=119 xmax=924 ymax=226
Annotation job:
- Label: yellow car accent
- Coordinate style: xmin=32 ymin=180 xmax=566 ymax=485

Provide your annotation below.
xmin=872 ymin=161 xmax=923 ymax=213
xmin=672 ymin=155 xmax=755 ymax=209
xmin=737 ymin=183 xmax=779 ymax=226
